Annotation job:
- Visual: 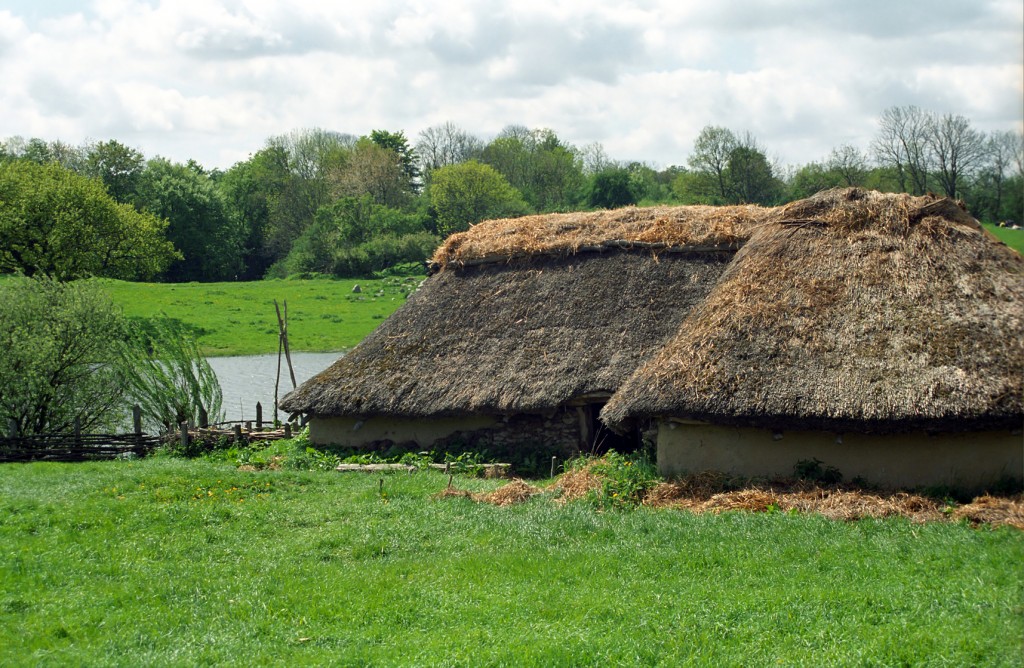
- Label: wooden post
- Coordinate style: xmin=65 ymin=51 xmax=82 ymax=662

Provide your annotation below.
xmin=284 ymin=422 xmax=292 ymax=439
xmin=133 ymin=405 xmax=142 ymax=435
xmin=274 ymin=299 xmax=298 ymax=389
xmin=74 ymin=417 xmax=82 ymax=446
xmin=179 ymin=421 xmax=189 ymax=450
xmin=256 ymin=402 xmax=263 ymax=431
xmin=199 ymin=406 xmax=208 ymax=429
xmin=551 ymin=456 xmax=557 ymax=478
xmin=234 ymin=424 xmax=243 ymax=443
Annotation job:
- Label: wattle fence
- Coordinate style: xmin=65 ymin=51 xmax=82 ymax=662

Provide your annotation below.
xmin=1 ymin=402 xmax=304 ymax=463
xmin=0 ymin=432 xmax=162 ymax=463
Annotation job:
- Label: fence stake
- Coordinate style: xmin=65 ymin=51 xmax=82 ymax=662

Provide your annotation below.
xmin=132 ymin=405 xmax=142 ymax=436
xmin=256 ymin=402 xmax=263 ymax=431
xmin=180 ymin=421 xmax=189 ymax=450
xmin=284 ymin=423 xmax=292 ymax=439
xmin=234 ymin=424 xmax=243 ymax=443
xmin=199 ymin=406 xmax=208 ymax=429
xmin=74 ymin=417 xmax=82 ymax=446
xmin=551 ymin=456 xmax=557 ymax=478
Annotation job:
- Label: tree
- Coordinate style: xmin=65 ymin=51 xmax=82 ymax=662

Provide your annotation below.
xmin=429 ymin=160 xmax=529 ymax=237
xmin=135 ymin=158 xmax=243 ymax=282
xmin=0 ymin=277 xmax=130 ymax=435
xmin=586 ymin=167 xmax=640 ymax=208
xmin=927 ymin=113 xmax=987 ymax=199
xmin=0 ymin=160 xmax=178 ymax=280
xmin=415 ymin=122 xmax=483 ymax=180
xmin=872 ymin=105 xmax=932 ymax=195
xmin=83 ymin=139 xmax=145 ymax=205
xmin=260 ymin=129 xmax=354 ymax=262
xmin=788 ymin=161 xmax=845 ymax=200
xmin=120 ymin=318 xmax=224 ymax=432
xmin=827 ymin=144 xmax=869 ymax=187
xmin=370 ymin=129 xmax=420 ymax=192
xmin=332 ymin=138 xmax=412 ymax=209
xmin=218 ymin=148 xmax=287 ymax=279
xmin=688 ymin=126 xmax=739 ymax=201
xmin=725 ymin=145 xmax=782 ymax=205
xmin=481 ymin=126 xmax=583 ymax=212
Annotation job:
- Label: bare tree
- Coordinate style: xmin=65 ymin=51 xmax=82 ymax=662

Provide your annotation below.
xmin=927 ymin=113 xmax=987 ymax=199
xmin=415 ymin=122 xmax=483 ymax=178
xmin=872 ymin=106 xmax=932 ymax=195
xmin=827 ymin=144 xmax=869 ymax=186
xmin=979 ymin=130 xmax=1022 ymax=218
xmin=578 ymin=142 xmax=612 ymax=175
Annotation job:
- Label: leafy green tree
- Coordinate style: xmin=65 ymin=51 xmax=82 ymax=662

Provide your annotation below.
xmin=282 ymin=196 xmax=435 ymax=277
xmin=260 ymin=129 xmax=354 ymax=263
xmin=586 ymin=167 xmax=640 ymax=208
xmin=218 ymin=148 xmax=285 ymax=279
xmin=787 ymin=162 xmax=845 ymax=200
xmin=429 ymin=160 xmax=529 ymax=237
xmin=0 ymin=160 xmax=178 ymax=280
xmin=481 ymin=126 xmax=583 ymax=212
xmin=725 ymin=145 xmax=783 ymax=205
xmin=689 ymin=126 xmax=739 ymax=202
xmin=0 ymin=277 xmax=130 ymax=435
xmin=83 ymin=139 xmax=145 ymax=205
xmin=136 ymin=158 xmax=244 ymax=282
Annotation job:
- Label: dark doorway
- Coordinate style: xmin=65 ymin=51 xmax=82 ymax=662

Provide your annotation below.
xmin=581 ymin=403 xmax=639 ymax=454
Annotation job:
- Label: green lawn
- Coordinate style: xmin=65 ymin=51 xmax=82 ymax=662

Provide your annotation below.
xmin=983 ymin=222 xmax=1024 ymax=255
xmin=1 ymin=458 xmax=1021 ymax=666
xmin=97 ymin=276 xmax=423 ymax=356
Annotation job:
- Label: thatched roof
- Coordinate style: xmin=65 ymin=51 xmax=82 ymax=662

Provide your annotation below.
xmin=280 ymin=205 xmax=763 ymax=418
xmin=602 ymin=188 xmax=1024 ymax=433
xmin=430 ymin=203 xmax=764 ymax=270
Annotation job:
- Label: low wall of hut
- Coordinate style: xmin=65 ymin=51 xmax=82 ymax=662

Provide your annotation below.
xmin=656 ymin=420 xmax=1024 ymax=491
xmin=309 ymin=408 xmax=583 ymax=461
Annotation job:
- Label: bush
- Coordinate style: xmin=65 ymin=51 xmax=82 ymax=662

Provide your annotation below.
xmin=0 ymin=277 xmax=130 ymax=435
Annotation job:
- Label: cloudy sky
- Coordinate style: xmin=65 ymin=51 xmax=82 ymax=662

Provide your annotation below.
xmin=1 ymin=0 xmax=1021 ymax=171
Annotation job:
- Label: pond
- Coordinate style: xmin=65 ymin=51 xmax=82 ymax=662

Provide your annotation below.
xmin=206 ymin=351 xmax=341 ymax=423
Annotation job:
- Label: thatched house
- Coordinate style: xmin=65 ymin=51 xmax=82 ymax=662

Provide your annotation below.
xmin=279 ymin=204 xmax=767 ymax=461
xmin=282 ymin=188 xmax=1023 ymax=489
xmin=603 ymin=188 xmax=1023 ymax=489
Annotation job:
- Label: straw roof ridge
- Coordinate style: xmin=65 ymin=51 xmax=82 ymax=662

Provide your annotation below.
xmin=431 ymin=203 xmax=768 ymax=271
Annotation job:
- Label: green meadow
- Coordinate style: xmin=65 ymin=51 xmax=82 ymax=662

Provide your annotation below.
xmin=98 ymin=276 xmax=424 ymax=356
xmin=1 ymin=457 xmax=1021 ymax=667
xmin=983 ymin=222 xmax=1024 ymax=255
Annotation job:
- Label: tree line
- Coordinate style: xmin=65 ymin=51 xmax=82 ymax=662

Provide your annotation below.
xmin=2 ymin=107 xmax=1021 ymax=283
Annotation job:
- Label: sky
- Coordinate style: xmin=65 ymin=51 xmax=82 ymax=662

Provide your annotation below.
xmin=1 ymin=0 xmax=1021 ymax=171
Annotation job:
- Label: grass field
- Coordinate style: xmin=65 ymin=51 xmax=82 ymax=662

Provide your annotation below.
xmin=983 ymin=222 xmax=1024 ymax=255
xmin=1 ymin=457 xmax=1021 ymax=666
xmin=97 ymin=276 xmax=423 ymax=356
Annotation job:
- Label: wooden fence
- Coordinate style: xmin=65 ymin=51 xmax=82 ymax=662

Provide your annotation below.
xmin=0 ymin=433 xmax=162 ymax=463
xmin=1 ymin=402 xmax=304 ymax=463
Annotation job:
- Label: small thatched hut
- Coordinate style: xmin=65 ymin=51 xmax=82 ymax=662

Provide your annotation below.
xmin=282 ymin=188 xmax=1023 ymax=489
xmin=603 ymin=188 xmax=1023 ymax=490
xmin=279 ymin=204 xmax=766 ymax=460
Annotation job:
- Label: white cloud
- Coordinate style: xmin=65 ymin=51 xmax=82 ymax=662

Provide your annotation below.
xmin=0 ymin=0 xmax=1020 ymax=170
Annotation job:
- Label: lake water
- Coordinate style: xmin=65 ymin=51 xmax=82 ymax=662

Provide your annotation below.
xmin=207 ymin=351 xmax=342 ymax=423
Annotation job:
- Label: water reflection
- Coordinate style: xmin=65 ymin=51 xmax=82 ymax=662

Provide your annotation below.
xmin=206 ymin=351 xmax=341 ymax=423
